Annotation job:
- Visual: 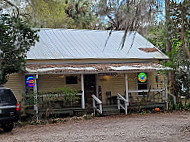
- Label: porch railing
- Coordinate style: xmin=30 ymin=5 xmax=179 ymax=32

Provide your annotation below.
xmin=117 ymin=93 xmax=128 ymax=115
xmin=128 ymin=89 xmax=163 ymax=93
xmin=92 ymin=94 xmax=102 ymax=115
xmin=168 ymin=92 xmax=176 ymax=105
xmin=128 ymin=89 xmax=166 ymax=102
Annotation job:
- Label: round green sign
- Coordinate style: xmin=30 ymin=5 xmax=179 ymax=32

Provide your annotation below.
xmin=138 ymin=73 xmax=147 ymax=82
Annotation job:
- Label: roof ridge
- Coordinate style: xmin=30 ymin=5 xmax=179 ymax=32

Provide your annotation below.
xmin=38 ymin=28 xmax=136 ymax=33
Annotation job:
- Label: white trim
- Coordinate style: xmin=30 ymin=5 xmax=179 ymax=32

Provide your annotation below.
xmin=165 ymin=78 xmax=169 ymax=110
xmin=81 ymin=74 xmax=85 ymax=109
xmin=125 ymin=73 xmax=129 ymax=103
xmin=129 ymin=89 xmax=164 ymax=93
xmin=33 ymin=74 xmax=38 ymax=121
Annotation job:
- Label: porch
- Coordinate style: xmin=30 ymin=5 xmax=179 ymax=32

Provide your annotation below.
xmin=24 ymin=62 xmax=173 ymax=117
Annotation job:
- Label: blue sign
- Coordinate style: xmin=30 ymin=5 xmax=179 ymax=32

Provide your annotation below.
xmin=26 ymin=76 xmax=34 ymax=87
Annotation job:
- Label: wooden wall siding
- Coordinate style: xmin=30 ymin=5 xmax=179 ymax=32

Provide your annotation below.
xmin=38 ymin=74 xmax=81 ymax=93
xmin=4 ymin=73 xmax=24 ymax=102
xmin=127 ymin=73 xmax=138 ymax=102
xmin=97 ymin=72 xmax=166 ymax=104
xmin=98 ymin=74 xmax=126 ymax=104
xmin=4 ymin=72 xmax=166 ymax=105
xmin=128 ymin=73 xmax=137 ymax=90
xmin=129 ymin=72 xmax=166 ymax=103
xmin=148 ymin=72 xmax=165 ymax=90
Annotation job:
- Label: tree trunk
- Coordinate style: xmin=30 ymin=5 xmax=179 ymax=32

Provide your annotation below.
xmin=180 ymin=4 xmax=190 ymax=59
xmin=165 ymin=0 xmax=171 ymax=52
xmin=165 ymin=0 xmax=174 ymax=98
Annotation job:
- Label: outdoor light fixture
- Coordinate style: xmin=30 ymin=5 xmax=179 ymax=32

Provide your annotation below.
xmin=103 ymin=75 xmax=110 ymax=80
xmin=59 ymin=75 xmax=65 ymax=78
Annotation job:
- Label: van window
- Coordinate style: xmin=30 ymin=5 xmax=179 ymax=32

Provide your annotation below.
xmin=0 ymin=89 xmax=17 ymax=104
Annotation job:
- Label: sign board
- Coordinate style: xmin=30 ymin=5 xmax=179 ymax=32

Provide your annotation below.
xmin=26 ymin=76 xmax=34 ymax=87
xmin=138 ymin=73 xmax=147 ymax=83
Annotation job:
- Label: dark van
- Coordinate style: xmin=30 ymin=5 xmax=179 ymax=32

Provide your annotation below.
xmin=0 ymin=86 xmax=20 ymax=132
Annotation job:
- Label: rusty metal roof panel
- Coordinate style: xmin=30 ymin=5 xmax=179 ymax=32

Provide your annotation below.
xmin=26 ymin=63 xmax=172 ymax=74
xmin=27 ymin=29 xmax=169 ymax=60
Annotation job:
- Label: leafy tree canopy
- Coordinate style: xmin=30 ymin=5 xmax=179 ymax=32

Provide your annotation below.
xmin=0 ymin=11 xmax=39 ymax=84
xmin=26 ymin=0 xmax=97 ymax=29
xmin=96 ymin=0 xmax=162 ymax=48
xmin=147 ymin=0 xmax=190 ymax=99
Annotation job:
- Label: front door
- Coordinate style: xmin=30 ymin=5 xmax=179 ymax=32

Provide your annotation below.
xmin=84 ymin=74 xmax=96 ymax=107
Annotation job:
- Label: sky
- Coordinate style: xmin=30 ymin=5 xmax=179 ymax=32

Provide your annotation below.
xmin=1 ymin=0 xmax=185 ymax=23
xmin=155 ymin=0 xmax=184 ymax=22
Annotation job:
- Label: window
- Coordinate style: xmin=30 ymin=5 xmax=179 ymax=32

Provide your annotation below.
xmin=66 ymin=76 xmax=78 ymax=84
xmin=0 ymin=89 xmax=17 ymax=104
xmin=137 ymin=72 xmax=148 ymax=95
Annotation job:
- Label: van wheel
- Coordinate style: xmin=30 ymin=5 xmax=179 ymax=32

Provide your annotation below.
xmin=3 ymin=122 xmax=14 ymax=132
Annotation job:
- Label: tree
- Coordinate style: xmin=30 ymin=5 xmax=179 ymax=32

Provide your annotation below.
xmin=96 ymin=0 xmax=161 ymax=48
xmin=165 ymin=0 xmax=171 ymax=52
xmin=26 ymin=0 xmax=74 ymax=28
xmin=0 ymin=12 xmax=39 ymax=84
xmin=147 ymin=0 xmax=190 ymax=100
xmin=65 ymin=0 xmax=96 ymax=29
xmin=26 ymin=0 xmax=96 ymax=29
xmin=165 ymin=0 xmax=190 ymax=59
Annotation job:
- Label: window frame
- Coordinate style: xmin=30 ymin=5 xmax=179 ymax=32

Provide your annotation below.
xmin=136 ymin=72 xmax=149 ymax=96
xmin=65 ymin=76 xmax=78 ymax=84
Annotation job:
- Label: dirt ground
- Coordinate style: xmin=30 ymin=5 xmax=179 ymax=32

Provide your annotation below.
xmin=1 ymin=112 xmax=190 ymax=142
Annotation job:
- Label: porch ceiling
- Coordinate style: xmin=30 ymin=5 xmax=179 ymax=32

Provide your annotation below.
xmin=25 ymin=63 xmax=171 ymax=74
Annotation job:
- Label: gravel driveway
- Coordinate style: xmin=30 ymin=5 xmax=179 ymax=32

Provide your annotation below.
xmin=1 ymin=112 xmax=190 ymax=142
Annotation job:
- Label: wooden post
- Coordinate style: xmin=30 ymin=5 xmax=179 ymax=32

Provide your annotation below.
xmin=81 ymin=74 xmax=85 ymax=109
xmin=125 ymin=73 xmax=128 ymax=115
xmin=125 ymin=73 xmax=129 ymax=104
xmin=125 ymin=101 xmax=128 ymax=115
xmin=99 ymin=103 xmax=102 ymax=114
xmin=117 ymin=96 xmax=120 ymax=109
xmin=33 ymin=74 xmax=38 ymax=121
xmin=96 ymin=74 xmax=98 ymax=97
xmin=165 ymin=78 xmax=169 ymax=110
xmin=153 ymin=92 xmax=155 ymax=102
xmin=93 ymin=98 xmax=95 ymax=115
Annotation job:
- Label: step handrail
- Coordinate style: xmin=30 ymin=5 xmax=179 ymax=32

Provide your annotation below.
xmin=92 ymin=95 xmax=102 ymax=114
xmin=117 ymin=93 xmax=128 ymax=115
xmin=168 ymin=92 xmax=176 ymax=105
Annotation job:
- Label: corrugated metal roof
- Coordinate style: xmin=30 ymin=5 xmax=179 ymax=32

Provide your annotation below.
xmin=26 ymin=63 xmax=171 ymax=74
xmin=27 ymin=29 xmax=169 ymax=60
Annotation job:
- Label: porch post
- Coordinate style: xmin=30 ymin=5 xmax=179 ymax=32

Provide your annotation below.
xmin=33 ymin=74 xmax=38 ymax=121
xmin=165 ymin=78 xmax=169 ymax=110
xmin=96 ymin=74 xmax=99 ymax=97
xmin=81 ymin=74 xmax=85 ymax=109
xmin=125 ymin=73 xmax=129 ymax=104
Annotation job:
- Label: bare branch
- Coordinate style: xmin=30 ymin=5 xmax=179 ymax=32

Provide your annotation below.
xmin=3 ymin=0 xmax=20 ymax=16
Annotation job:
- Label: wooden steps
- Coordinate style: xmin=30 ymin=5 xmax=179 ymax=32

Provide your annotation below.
xmin=99 ymin=105 xmax=121 ymax=116
xmin=98 ymin=103 xmax=166 ymax=116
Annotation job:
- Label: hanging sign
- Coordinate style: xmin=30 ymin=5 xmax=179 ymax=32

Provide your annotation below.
xmin=138 ymin=73 xmax=147 ymax=82
xmin=26 ymin=76 xmax=34 ymax=87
